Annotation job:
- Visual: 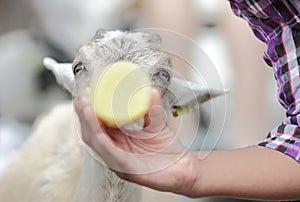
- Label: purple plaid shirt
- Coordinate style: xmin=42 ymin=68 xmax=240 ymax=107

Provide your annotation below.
xmin=229 ymin=0 xmax=300 ymax=163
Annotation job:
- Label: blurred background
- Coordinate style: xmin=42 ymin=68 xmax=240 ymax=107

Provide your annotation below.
xmin=0 ymin=0 xmax=285 ymax=201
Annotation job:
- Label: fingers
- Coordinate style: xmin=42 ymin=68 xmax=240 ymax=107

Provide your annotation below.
xmin=144 ymin=88 xmax=167 ymax=133
xmin=74 ymin=90 xmax=131 ymax=172
xmin=74 ymin=90 xmax=102 ymax=145
xmin=144 ymin=88 xmax=162 ymax=125
xmin=127 ymin=88 xmax=168 ymax=139
xmin=74 ymin=87 xmax=177 ymax=175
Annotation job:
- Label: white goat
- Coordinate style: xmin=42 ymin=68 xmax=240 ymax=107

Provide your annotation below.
xmin=0 ymin=29 xmax=226 ymax=202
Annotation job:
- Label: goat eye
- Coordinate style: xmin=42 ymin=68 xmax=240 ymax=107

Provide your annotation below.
xmin=73 ymin=62 xmax=85 ymax=75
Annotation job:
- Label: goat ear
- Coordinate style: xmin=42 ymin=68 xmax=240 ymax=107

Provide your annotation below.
xmin=164 ymin=78 xmax=229 ymax=117
xmin=43 ymin=57 xmax=75 ymax=95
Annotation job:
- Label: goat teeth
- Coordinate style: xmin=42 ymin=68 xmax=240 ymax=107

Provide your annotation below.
xmin=90 ymin=61 xmax=152 ymax=128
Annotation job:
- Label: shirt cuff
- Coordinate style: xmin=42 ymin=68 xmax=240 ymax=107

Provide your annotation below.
xmin=257 ymin=124 xmax=300 ymax=164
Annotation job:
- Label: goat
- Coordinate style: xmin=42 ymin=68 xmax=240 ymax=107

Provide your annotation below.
xmin=0 ymin=29 xmax=226 ymax=202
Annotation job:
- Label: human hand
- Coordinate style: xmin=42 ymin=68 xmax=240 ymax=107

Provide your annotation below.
xmin=74 ymin=88 xmax=199 ymax=195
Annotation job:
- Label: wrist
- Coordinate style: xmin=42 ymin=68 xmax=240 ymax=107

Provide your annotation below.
xmin=174 ymin=150 xmax=203 ymax=197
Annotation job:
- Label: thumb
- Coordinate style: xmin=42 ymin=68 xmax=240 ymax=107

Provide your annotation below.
xmin=144 ymin=88 xmax=167 ymax=132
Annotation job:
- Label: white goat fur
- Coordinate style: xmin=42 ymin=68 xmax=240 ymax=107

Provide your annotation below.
xmin=0 ymin=102 xmax=139 ymax=202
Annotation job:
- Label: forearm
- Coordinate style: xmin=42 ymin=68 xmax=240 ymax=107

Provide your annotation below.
xmin=188 ymin=146 xmax=300 ymax=200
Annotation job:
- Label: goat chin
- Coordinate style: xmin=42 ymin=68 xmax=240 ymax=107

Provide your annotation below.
xmin=0 ymin=102 xmax=141 ymax=202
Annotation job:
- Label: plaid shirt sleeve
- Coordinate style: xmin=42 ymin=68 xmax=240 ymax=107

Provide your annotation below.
xmin=228 ymin=0 xmax=300 ymax=163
